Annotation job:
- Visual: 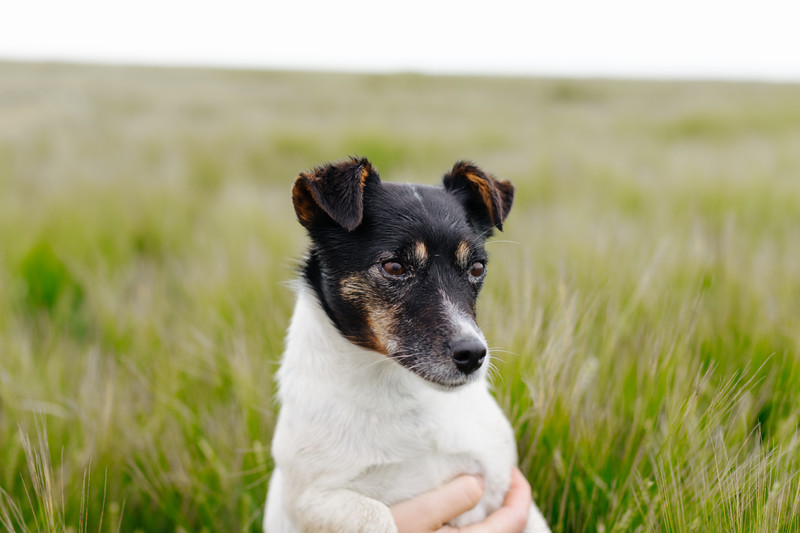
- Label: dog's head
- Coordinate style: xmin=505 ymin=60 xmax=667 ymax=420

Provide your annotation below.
xmin=293 ymin=157 xmax=513 ymax=389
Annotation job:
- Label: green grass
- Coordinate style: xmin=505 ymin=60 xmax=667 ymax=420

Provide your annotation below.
xmin=1 ymin=61 xmax=799 ymax=532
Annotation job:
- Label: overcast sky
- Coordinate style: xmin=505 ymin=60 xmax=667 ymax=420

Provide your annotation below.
xmin=2 ymin=0 xmax=799 ymax=81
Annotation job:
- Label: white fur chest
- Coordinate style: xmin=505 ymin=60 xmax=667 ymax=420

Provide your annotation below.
xmin=266 ymin=287 xmax=518 ymax=531
xmin=344 ymin=384 xmax=517 ymax=524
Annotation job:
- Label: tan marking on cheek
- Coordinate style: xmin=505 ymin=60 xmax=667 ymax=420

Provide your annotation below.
xmin=339 ymin=273 xmax=372 ymax=302
xmin=365 ymin=305 xmax=400 ymax=355
xmin=455 ymin=241 xmax=472 ymax=269
xmin=339 ymin=274 xmax=398 ymax=356
xmin=413 ymin=241 xmax=428 ymax=266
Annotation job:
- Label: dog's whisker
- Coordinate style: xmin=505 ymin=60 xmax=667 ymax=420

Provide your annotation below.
xmin=484 ymin=240 xmax=521 ymax=246
xmin=485 ymin=361 xmax=501 ymax=385
xmin=488 ymin=343 xmax=519 ymax=353
xmin=487 ymin=345 xmax=514 ymax=352
xmin=489 ymin=348 xmax=519 ymax=357
xmin=475 ymin=225 xmax=496 ymax=239
xmin=358 ymin=357 xmax=394 ymax=372
xmin=489 ymin=354 xmax=507 ymax=365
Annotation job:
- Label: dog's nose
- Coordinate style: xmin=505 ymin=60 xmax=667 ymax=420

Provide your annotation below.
xmin=449 ymin=339 xmax=487 ymax=374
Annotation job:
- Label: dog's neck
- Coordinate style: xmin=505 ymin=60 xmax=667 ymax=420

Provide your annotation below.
xmin=277 ymin=283 xmax=481 ymax=413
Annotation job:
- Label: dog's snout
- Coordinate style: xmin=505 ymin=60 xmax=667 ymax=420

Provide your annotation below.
xmin=449 ymin=339 xmax=487 ymax=374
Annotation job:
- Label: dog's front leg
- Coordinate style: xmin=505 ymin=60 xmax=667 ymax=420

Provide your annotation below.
xmin=293 ymin=487 xmax=397 ymax=533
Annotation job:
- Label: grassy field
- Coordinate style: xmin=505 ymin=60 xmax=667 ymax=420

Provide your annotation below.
xmin=0 ymin=61 xmax=799 ymax=532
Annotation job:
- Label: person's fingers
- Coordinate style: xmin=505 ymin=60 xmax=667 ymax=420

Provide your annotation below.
xmin=504 ymin=468 xmax=533 ymax=516
xmin=392 ymin=475 xmax=484 ymax=532
xmin=448 ymin=468 xmax=532 ymax=533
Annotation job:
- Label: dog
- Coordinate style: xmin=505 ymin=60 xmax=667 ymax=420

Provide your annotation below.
xmin=264 ymin=157 xmax=550 ymax=532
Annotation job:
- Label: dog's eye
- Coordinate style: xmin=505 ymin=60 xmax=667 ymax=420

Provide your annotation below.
xmin=468 ymin=262 xmax=485 ymax=279
xmin=382 ymin=261 xmax=406 ymax=277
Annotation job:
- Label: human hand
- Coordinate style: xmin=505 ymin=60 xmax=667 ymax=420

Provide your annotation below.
xmin=391 ymin=467 xmax=531 ymax=533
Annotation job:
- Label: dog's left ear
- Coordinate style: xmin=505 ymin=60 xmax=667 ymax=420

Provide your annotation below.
xmin=443 ymin=161 xmax=514 ymax=233
xmin=292 ymin=157 xmax=380 ymax=232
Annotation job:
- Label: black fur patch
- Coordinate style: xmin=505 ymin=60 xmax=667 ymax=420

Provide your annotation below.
xmin=292 ymin=156 xmax=379 ymax=231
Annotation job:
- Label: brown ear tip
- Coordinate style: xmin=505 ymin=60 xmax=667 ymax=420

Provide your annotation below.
xmin=346 ymin=155 xmax=379 ymax=185
xmin=291 ymin=173 xmax=307 ymax=191
xmin=451 ymin=160 xmax=478 ymax=174
xmin=349 ymin=155 xmax=372 ymax=165
xmin=497 ymin=177 xmax=515 ymax=194
xmin=348 ymin=155 xmax=372 ymax=170
xmin=291 ymin=173 xmax=314 ymax=197
xmin=291 ymin=178 xmax=318 ymax=229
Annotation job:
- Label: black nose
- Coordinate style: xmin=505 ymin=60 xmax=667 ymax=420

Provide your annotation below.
xmin=449 ymin=339 xmax=487 ymax=375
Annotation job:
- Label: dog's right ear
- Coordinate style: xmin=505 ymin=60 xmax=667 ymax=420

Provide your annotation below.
xmin=292 ymin=157 xmax=380 ymax=232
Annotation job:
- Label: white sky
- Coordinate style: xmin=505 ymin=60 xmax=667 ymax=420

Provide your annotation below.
xmin=2 ymin=0 xmax=799 ymax=81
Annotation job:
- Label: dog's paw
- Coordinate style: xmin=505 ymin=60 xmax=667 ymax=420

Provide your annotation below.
xmin=345 ymin=497 xmax=397 ymax=533
xmin=294 ymin=488 xmax=397 ymax=533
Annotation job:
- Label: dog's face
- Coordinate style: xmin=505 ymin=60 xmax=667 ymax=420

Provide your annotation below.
xmin=293 ymin=157 xmax=513 ymax=389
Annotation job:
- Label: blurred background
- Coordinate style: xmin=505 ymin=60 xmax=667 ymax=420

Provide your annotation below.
xmin=1 ymin=2 xmax=800 ymax=532
xmin=3 ymin=0 xmax=800 ymax=80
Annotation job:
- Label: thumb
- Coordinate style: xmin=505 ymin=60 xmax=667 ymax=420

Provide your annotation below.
xmin=392 ymin=475 xmax=484 ymax=532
